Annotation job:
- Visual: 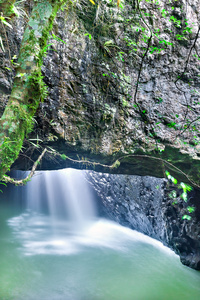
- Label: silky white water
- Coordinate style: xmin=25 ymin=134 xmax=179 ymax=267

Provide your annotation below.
xmin=0 ymin=169 xmax=200 ymax=300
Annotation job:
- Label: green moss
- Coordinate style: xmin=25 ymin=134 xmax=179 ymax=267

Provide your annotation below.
xmin=28 ymin=70 xmax=48 ymax=103
xmin=0 ymin=0 xmax=65 ymax=181
xmin=0 ymin=135 xmax=24 ymax=172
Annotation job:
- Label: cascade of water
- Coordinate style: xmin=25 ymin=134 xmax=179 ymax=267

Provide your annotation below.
xmin=25 ymin=168 xmax=97 ymax=226
xmin=7 ymin=168 xmax=181 ymax=259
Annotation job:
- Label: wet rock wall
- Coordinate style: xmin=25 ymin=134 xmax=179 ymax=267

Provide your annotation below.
xmin=87 ymin=171 xmax=200 ymax=270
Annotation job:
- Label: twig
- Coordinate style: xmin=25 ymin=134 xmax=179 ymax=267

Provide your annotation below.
xmin=117 ymin=154 xmax=200 ymax=189
xmin=2 ymin=148 xmax=47 ymax=185
xmin=176 ymin=25 xmax=200 ymax=78
xmin=51 ymin=149 xmax=200 ymax=189
xmin=174 ymin=25 xmax=200 ymax=137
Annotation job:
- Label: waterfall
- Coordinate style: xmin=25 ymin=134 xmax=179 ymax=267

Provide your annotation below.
xmin=7 ymin=168 xmax=174 ymax=257
xmin=7 ymin=168 xmax=99 ymax=255
xmin=25 ymin=168 xmax=97 ymax=225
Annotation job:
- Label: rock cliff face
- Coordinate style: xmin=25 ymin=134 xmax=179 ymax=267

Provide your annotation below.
xmin=87 ymin=171 xmax=200 ymax=270
xmin=0 ymin=0 xmax=200 ymax=183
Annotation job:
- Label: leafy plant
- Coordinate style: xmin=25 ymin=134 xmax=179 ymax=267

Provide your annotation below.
xmin=182 ymin=215 xmax=192 ymax=221
xmin=187 ymin=206 xmax=195 ymax=213
xmin=111 ymin=160 xmax=120 ymax=169
xmin=165 ymin=171 xmax=194 ymax=221
xmin=179 ymin=182 xmax=192 ymax=202
xmin=88 ymin=0 xmax=95 ymax=5
xmin=0 ymin=15 xmax=12 ymax=28
xmin=0 ymin=14 xmax=12 ymax=52
xmin=84 ymin=33 xmax=92 ymax=40
xmin=167 ymin=122 xmax=177 ymax=129
xmin=0 ymin=182 xmax=7 ymax=193
xmin=165 ymin=171 xmax=178 ymax=184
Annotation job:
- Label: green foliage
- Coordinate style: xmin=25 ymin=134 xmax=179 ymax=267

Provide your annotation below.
xmin=117 ymin=51 xmax=125 ymax=62
xmin=187 ymin=206 xmax=195 ymax=213
xmin=169 ymin=16 xmax=181 ymax=28
xmin=167 ymin=122 xmax=177 ymax=129
xmin=168 ymin=190 xmax=177 ymax=199
xmin=60 ymin=154 xmax=67 ymax=160
xmin=0 ymin=14 xmax=12 ymax=52
xmin=0 ymin=182 xmax=7 ymax=193
xmin=88 ymin=0 xmax=95 ymax=5
xmin=0 ymin=135 xmax=24 ymax=175
xmin=84 ymin=33 xmax=92 ymax=39
xmin=0 ymin=15 xmax=12 ymax=28
xmin=179 ymin=182 xmax=192 ymax=202
xmin=0 ymin=0 xmax=64 ymax=180
xmin=166 ymin=171 xmax=194 ymax=221
xmin=165 ymin=171 xmax=178 ymax=184
xmin=182 ymin=215 xmax=192 ymax=221
xmin=122 ymin=98 xmax=129 ymax=108
xmin=28 ymin=70 xmax=48 ymax=103
xmin=111 ymin=160 xmax=120 ymax=169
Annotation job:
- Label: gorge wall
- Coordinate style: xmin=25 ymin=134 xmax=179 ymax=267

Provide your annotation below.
xmin=0 ymin=0 xmax=200 ymax=184
xmin=87 ymin=171 xmax=200 ymax=270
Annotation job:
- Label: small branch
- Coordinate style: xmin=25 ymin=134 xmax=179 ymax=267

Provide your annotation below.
xmin=174 ymin=26 xmax=200 ymax=137
xmin=181 ymin=26 xmax=200 ymax=75
xmin=52 ymin=149 xmax=200 ymax=189
xmin=2 ymin=148 xmax=47 ymax=185
xmin=133 ymin=33 xmax=152 ymax=109
xmin=117 ymin=154 xmax=200 ymax=189
xmin=175 ymin=26 xmax=200 ymax=88
xmin=47 ymin=148 xmax=120 ymax=169
xmin=1 ymin=20 xmax=12 ymax=62
xmin=134 ymin=1 xmax=153 ymax=109
xmin=177 ymin=116 xmax=200 ymax=137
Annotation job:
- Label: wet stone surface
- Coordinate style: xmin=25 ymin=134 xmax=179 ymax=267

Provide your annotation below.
xmin=87 ymin=171 xmax=200 ymax=270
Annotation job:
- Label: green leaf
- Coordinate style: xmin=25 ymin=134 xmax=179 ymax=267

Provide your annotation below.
xmin=0 ymin=17 xmax=12 ymax=28
xmin=169 ymin=190 xmax=177 ymax=199
xmin=165 ymin=171 xmax=177 ymax=184
xmin=180 ymin=192 xmax=188 ymax=202
xmin=52 ymin=34 xmax=67 ymax=44
xmin=104 ymin=40 xmax=114 ymax=46
xmin=88 ymin=0 xmax=95 ymax=4
xmin=187 ymin=206 xmax=195 ymax=213
xmin=180 ymin=182 xmax=192 ymax=192
xmin=182 ymin=215 xmax=192 ymax=221
xmin=60 ymin=154 xmax=67 ymax=160
xmin=84 ymin=33 xmax=92 ymax=40
xmin=165 ymin=170 xmax=170 ymax=177
xmin=172 ymin=178 xmax=178 ymax=184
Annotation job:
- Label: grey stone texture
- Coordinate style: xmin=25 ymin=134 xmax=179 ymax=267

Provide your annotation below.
xmin=87 ymin=171 xmax=200 ymax=270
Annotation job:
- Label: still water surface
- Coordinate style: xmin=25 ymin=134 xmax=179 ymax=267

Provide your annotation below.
xmin=0 ymin=169 xmax=199 ymax=300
